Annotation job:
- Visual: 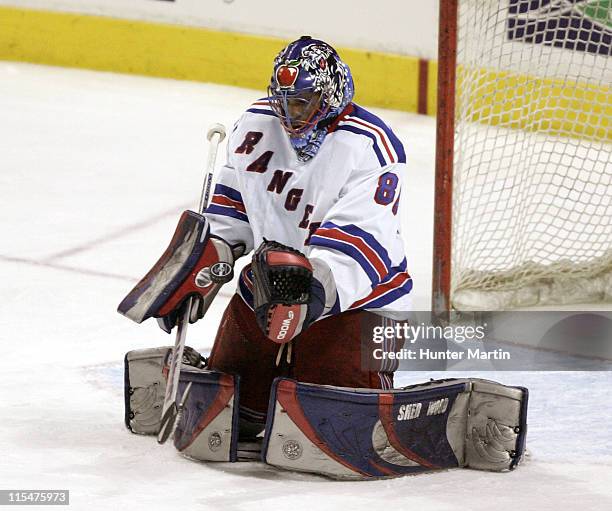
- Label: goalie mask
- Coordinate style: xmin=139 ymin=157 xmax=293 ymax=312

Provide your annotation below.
xmin=268 ymin=36 xmax=354 ymax=161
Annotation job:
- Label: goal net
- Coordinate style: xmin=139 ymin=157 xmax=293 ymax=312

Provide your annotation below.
xmin=434 ymin=0 xmax=611 ymax=311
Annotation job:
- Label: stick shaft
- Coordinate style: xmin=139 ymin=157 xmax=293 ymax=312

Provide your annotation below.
xmin=157 ymin=124 xmax=226 ymax=444
xmin=199 ymin=129 xmax=225 ymax=213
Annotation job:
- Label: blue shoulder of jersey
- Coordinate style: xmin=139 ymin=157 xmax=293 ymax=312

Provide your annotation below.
xmin=245 ymin=97 xmax=276 ymax=118
xmin=333 ymin=103 xmax=406 ymax=167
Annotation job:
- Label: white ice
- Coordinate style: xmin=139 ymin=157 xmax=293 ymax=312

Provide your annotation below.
xmin=1 ymin=62 xmax=611 ymax=510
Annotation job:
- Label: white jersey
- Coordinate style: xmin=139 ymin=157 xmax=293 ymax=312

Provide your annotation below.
xmin=205 ymin=99 xmax=412 ymax=317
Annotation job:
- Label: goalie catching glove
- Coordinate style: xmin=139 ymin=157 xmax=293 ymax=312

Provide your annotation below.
xmin=118 ymin=210 xmax=244 ymax=333
xmin=251 ymin=240 xmax=337 ymax=343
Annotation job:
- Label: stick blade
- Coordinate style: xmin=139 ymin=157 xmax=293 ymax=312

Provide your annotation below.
xmin=157 ymin=402 xmax=178 ymax=444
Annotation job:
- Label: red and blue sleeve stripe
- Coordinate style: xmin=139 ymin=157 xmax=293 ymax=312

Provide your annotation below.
xmin=349 ymin=258 xmax=413 ymax=309
xmin=206 ymin=184 xmax=249 ymax=223
xmin=246 ymin=98 xmax=277 ymax=118
xmin=309 ymin=222 xmax=393 ymax=288
xmin=334 ymin=104 xmax=406 ymax=167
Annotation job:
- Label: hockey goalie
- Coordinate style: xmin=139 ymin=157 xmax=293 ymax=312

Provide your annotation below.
xmin=119 ymin=36 xmax=528 ymax=479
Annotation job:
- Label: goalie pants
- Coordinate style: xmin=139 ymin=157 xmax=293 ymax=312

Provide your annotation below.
xmin=208 ymin=294 xmax=401 ymax=434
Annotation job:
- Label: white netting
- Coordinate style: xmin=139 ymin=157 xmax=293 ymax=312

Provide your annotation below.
xmin=451 ymin=0 xmax=612 ymax=310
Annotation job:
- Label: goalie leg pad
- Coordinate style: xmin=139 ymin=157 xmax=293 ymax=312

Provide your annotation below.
xmin=173 ymin=366 xmax=241 ymax=462
xmin=124 ymin=346 xmax=205 ymax=435
xmin=262 ymin=378 xmax=528 ymax=480
xmin=124 ymin=347 xmax=171 ymax=435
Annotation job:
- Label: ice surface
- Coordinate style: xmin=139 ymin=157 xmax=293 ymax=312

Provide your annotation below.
xmin=1 ymin=62 xmax=611 ymax=510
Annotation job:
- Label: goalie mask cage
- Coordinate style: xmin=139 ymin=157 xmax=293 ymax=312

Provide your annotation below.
xmin=432 ymin=0 xmax=611 ymax=313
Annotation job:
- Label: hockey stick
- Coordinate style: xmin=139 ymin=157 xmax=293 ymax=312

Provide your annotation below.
xmin=157 ymin=123 xmax=227 ymax=444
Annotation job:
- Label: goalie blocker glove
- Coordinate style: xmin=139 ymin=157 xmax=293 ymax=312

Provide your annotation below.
xmin=251 ymin=240 xmax=337 ymax=343
xmin=118 ymin=210 xmax=244 ymax=333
